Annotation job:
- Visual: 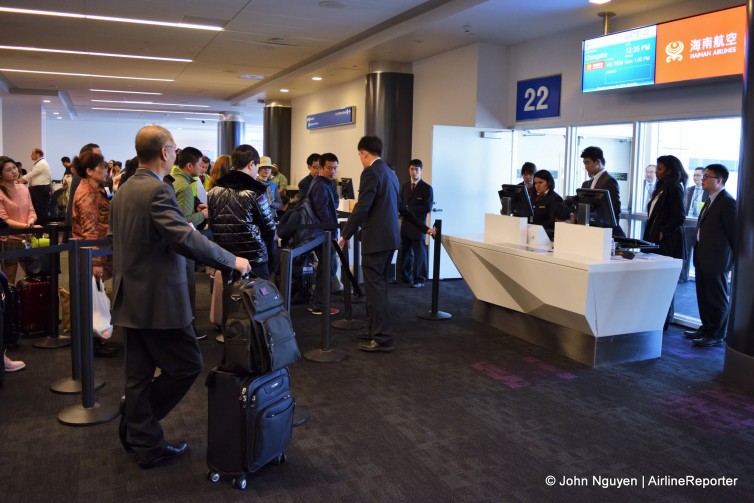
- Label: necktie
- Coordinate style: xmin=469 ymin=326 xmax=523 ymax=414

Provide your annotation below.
xmin=411 ymin=182 xmax=416 ymax=191
xmin=535 ymin=193 xmax=543 ymax=203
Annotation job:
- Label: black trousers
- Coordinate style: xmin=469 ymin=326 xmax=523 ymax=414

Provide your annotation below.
xmin=694 ymin=266 xmax=731 ymax=340
xmin=362 ymin=250 xmax=395 ymax=345
xmin=312 ymin=243 xmax=337 ymax=308
xmin=29 ymin=185 xmax=51 ymax=220
xmin=122 ymin=325 xmax=202 ymax=462
xmin=400 ymin=235 xmax=428 ymax=283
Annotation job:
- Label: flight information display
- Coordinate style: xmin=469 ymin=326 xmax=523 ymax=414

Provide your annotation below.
xmin=582 ymin=26 xmax=657 ymax=93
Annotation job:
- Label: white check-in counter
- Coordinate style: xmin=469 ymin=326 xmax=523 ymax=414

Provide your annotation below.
xmin=442 ymin=214 xmax=682 ymax=366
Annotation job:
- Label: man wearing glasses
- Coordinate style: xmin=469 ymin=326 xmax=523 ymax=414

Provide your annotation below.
xmin=110 ymin=125 xmax=251 ymax=469
xmin=684 ymin=164 xmax=736 ymax=348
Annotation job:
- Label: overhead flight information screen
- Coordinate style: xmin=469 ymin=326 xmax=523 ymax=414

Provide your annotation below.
xmin=582 ymin=26 xmax=657 ymax=93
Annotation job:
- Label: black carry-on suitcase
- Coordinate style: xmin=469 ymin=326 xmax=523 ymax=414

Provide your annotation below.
xmin=222 ymin=274 xmax=300 ymax=376
xmin=206 ymin=367 xmax=295 ymax=490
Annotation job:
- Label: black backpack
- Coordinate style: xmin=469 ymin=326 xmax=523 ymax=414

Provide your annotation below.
xmin=277 ymin=198 xmax=322 ymax=247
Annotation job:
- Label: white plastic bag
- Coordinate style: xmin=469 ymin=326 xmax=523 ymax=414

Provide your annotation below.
xmin=92 ymin=276 xmax=113 ymax=339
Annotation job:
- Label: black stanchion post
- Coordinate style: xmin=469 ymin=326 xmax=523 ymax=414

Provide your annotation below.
xmin=280 ymin=247 xmax=293 ymax=312
xmin=332 ymin=233 xmax=366 ymax=330
xmin=58 ymin=246 xmax=119 ymax=426
xmin=33 ymin=223 xmax=71 ymax=349
xmin=50 ymin=238 xmax=105 ymax=394
xmin=304 ymin=231 xmax=346 ymax=363
xmin=418 ymin=220 xmax=452 ymax=321
xmin=351 ymin=232 xmax=364 ymax=304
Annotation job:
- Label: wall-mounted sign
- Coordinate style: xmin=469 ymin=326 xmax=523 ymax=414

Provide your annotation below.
xmin=516 ymin=75 xmax=561 ymax=121
xmin=306 ymin=106 xmax=355 ymax=130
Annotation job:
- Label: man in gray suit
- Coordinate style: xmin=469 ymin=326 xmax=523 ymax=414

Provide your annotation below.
xmin=338 ymin=136 xmax=435 ymax=352
xmin=109 ymin=125 xmax=251 ymax=469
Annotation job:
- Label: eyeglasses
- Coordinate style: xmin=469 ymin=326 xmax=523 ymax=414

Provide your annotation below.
xmin=701 ymin=175 xmax=720 ymax=180
xmin=163 ymin=145 xmax=177 ymax=151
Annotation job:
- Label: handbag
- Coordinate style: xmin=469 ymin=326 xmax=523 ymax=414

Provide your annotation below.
xmin=91 ymin=277 xmax=112 ymax=339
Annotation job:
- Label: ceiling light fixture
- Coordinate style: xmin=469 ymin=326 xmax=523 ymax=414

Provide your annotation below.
xmin=0 ymin=45 xmax=191 ymax=62
xmin=239 ymin=74 xmax=264 ymax=80
xmin=91 ymin=99 xmax=209 ymax=107
xmin=280 ymin=88 xmax=289 ymax=92
xmin=56 ymin=116 xmax=62 ymax=119
xmin=312 ymin=76 xmax=323 ymax=81
xmin=589 ymin=0 xmax=611 ymax=4
xmin=0 ymin=68 xmax=173 ymax=81
xmin=43 ymin=99 xmax=51 ymax=103
xmin=0 ymin=7 xmax=223 ymax=31
xmin=91 ymin=89 xmax=163 ymax=95
xmin=92 ymin=107 xmax=220 ymax=116
xmin=53 ymin=112 xmax=59 ymax=115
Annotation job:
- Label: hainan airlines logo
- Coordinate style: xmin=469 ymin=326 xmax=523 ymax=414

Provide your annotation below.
xmin=665 ymin=41 xmax=684 ymax=62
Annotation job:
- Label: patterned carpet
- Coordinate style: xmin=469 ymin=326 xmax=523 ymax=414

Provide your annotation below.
xmin=1 ymin=273 xmax=752 ymax=502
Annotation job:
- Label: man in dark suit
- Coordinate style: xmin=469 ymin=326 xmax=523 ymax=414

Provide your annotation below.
xmin=684 ymin=164 xmax=736 ymax=347
xmin=680 ymin=167 xmax=709 ymax=281
xmin=567 ymin=146 xmax=625 ymax=237
xmin=399 ymin=159 xmax=433 ymax=288
xmin=338 ymin=137 xmax=435 ymax=353
xmin=109 ymin=125 xmax=251 ymax=469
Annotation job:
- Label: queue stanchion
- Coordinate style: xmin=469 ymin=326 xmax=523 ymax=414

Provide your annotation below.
xmin=332 ymin=234 xmax=366 ymax=330
xmin=418 ymin=220 xmax=452 ymax=321
xmin=58 ymin=246 xmax=119 ymax=426
xmin=50 ymin=238 xmax=105 ymax=395
xmin=351 ymin=232 xmax=365 ymax=304
xmin=33 ymin=223 xmax=70 ymax=349
xmin=304 ymin=231 xmax=346 ymax=363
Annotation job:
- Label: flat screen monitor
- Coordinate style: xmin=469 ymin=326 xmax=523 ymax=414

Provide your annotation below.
xmin=340 ymin=178 xmax=355 ymax=199
xmin=575 ymin=188 xmax=617 ymax=229
xmin=582 ymin=25 xmax=657 ymax=93
xmin=499 ymin=184 xmax=533 ymax=218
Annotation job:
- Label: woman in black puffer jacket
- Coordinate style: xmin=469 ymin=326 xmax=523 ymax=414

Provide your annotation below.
xmin=208 ymin=145 xmax=276 ymax=279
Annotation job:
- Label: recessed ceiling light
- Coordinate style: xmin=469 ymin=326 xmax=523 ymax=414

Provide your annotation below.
xmin=53 ymin=112 xmax=59 ymax=115
xmin=1 ymin=68 xmax=173 ymax=81
xmin=319 ymin=1 xmax=346 ymax=7
xmin=43 ymin=99 xmax=51 ymax=103
xmin=92 ymin=107 xmax=219 ymax=116
xmin=0 ymin=7 xmax=223 ymax=31
xmin=91 ymin=89 xmax=163 ymax=95
xmin=589 ymin=0 xmax=611 ymax=4
xmin=91 ymin=99 xmax=209 ymax=107
xmin=280 ymin=88 xmax=289 ymax=93
xmin=56 ymin=116 xmax=62 ymax=119
xmin=239 ymin=74 xmax=265 ymax=80
xmin=0 ymin=45 xmax=191 ymax=62
xmin=312 ymin=76 xmax=323 ymax=81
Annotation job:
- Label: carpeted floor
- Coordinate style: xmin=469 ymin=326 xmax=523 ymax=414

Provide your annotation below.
xmin=1 ymin=274 xmax=752 ymax=502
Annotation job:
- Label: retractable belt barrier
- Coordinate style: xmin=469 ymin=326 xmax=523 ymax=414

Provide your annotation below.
xmin=418 ymin=219 xmax=452 ymax=321
xmin=58 ymin=242 xmax=119 ymax=426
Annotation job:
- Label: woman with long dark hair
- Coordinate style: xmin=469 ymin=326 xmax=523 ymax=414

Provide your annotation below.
xmin=531 ymin=169 xmax=563 ymax=229
xmin=0 ymin=155 xmax=39 ymax=283
xmin=643 ymin=154 xmax=687 ymax=329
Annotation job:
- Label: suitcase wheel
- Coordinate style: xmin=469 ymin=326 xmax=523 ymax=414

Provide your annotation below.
xmin=207 ymin=471 xmax=221 ymax=484
xmin=233 ymin=476 xmax=247 ymax=490
xmin=275 ymin=453 xmax=287 ymax=465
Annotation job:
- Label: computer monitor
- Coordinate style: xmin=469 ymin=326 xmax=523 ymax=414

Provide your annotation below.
xmin=340 ymin=178 xmax=355 ymax=199
xmin=499 ymin=184 xmax=533 ymax=218
xmin=575 ymin=188 xmax=617 ymax=229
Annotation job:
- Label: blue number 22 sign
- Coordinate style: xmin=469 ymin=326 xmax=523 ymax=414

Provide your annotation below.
xmin=516 ymin=75 xmax=561 ymax=121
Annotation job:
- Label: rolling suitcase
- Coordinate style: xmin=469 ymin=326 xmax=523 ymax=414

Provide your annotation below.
xmin=206 ymin=367 xmax=294 ymax=490
xmin=17 ymin=277 xmax=52 ymax=335
xmin=208 ymin=268 xmax=224 ymax=328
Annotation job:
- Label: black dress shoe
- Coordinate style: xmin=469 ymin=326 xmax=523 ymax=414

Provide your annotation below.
xmin=138 ymin=442 xmax=189 ymax=469
xmin=411 ymin=282 xmax=425 ymax=288
xmin=93 ymin=339 xmax=118 ymax=357
xmin=358 ymin=340 xmax=395 ymax=353
xmin=684 ymin=329 xmax=703 ymax=339
xmin=692 ymin=337 xmax=724 ymax=347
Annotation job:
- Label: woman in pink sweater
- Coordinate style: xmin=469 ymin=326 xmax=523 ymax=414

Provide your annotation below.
xmin=0 ymin=155 xmax=39 ymax=283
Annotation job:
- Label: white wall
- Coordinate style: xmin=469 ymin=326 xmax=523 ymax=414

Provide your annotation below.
xmin=290 ymin=78 xmax=365 ymax=189
xmin=506 ymin=0 xmax=743 ymax=129
xmin=1 ymin=98 xmax=43 ymax=170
